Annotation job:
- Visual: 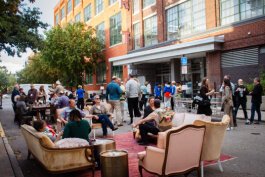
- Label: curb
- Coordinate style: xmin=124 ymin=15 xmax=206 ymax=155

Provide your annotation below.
xmin=0 ymin=122 xmax=24 ymax=177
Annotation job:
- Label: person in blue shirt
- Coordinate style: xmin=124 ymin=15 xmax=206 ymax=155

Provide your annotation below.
xmin=154 ymin=83 xmax=162 ymax=100
xmin=76 ymin=85 xmax=85 ymax=110
xmin=106 ymin=76 xmax=123 ymax=126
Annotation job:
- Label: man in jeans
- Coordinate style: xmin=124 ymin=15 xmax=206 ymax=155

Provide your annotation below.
xmin=76 ymin=85 xmax=85 ymax=110
xmin=106 ymin=76 xmax=123 ymax=126
xmin=249 ymin=77 xmax=263 ymax=124
xmin=126 ymin=74 xmax=141 ymax=125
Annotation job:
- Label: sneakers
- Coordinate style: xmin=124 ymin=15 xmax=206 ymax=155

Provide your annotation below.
xmin=112 ymin=126 xmax=118 ymax=131
xmin=226 ymin=127 xmax=234 ymax=131
xmin=254 ymin=121 xmax=260 ymax=125
xmin=245 ymin=120 xmax=250 ymax=125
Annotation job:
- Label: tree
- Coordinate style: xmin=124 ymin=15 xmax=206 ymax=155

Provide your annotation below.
xmin=0 ymin=66 xmax=17 ymax=93
xmin=41 ymin=23 xmax=104 ymax=86
xmin=0 ymin=0 xmax=47 ymax=56
xmin=17 ymin=54 xmax=60 ymax=84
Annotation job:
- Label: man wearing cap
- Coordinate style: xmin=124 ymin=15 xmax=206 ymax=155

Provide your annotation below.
xmin=27 ymin=84 xmax=38 ymax=104
xmin=54 ymin=80 xmax=64 ymax=95
xmin=76 ymin=85 xmax=85 ymax=110
xmin=55 ymin=90 xmax=69 ymax=109
xmin=106 ymin=76 xmax=123 ymax=126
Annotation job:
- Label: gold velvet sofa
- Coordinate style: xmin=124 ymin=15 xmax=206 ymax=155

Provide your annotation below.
xmin=21 ymin=124 xmax=95 ymax=175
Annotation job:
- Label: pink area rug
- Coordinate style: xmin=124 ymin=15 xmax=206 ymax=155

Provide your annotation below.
xmin=77 ymin=132 xmax=236 ymax=177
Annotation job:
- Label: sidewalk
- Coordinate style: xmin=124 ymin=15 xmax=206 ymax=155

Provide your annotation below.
xmin=0 ymin=122 xmax=24 ymax=177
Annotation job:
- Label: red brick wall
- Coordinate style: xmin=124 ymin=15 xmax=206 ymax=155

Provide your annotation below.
xmin=206 ymin=51 xmax=222 ymax=88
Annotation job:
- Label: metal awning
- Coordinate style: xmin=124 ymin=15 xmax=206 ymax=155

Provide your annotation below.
xmin=109 ymin=36 xmax=224 ymax=66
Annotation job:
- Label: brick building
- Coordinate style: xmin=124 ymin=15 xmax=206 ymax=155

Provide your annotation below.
xmin=54 ymin=0 xmax=129 ymax=93
xmin=109 ymin=0 xmax=265 ymax=96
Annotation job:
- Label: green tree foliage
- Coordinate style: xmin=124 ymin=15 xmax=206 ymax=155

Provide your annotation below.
xmin=41 ymin=23 xmax=104 ymax=86
xmin=0 ymin=66 xmax=17 ymax=93
xmin=17 ymin=54 xmax=60 ymax=84
xmin=0 ymin=0 xmax=47 ymax=56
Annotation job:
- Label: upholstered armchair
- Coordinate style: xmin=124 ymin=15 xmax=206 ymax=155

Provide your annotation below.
xmin=193 ymin=115 xmax=230 ymax=177
xmin=137 ymin=125 xmax=206 ymax=177
xmin=86 ymin=103 xmax=115 ymax=139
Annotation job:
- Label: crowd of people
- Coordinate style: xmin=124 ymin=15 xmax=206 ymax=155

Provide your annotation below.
xmin=9 ymin=74 xmax=263 ymax=145
xmin=195 ymin=75 xmax=263 ymax=131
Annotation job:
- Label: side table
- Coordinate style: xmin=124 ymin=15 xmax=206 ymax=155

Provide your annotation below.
xmin=90 ymin=139 xmax=116 ymax=168
xmin=100 ymin=150 xmax=129 ymax=177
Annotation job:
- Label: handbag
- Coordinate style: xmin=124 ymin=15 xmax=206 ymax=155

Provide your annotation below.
xmin=193 ymin=95 xmax=211 ymax=106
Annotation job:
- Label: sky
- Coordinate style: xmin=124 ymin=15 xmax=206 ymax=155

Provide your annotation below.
xmin=0 ymin=0 xmax=60 ymax=74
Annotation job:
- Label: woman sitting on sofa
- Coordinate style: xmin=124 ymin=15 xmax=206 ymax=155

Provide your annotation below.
xmin=62 ymin=109 xmax=91 ymax=141
xmin=33 ymin=120 xmax=62 ymax=142
xmin=133 ymin=99 xmax=174 ymax=145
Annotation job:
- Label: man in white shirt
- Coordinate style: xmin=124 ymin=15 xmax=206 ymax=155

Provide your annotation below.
xmin=126 ymin=74 xmax=141 ymax=124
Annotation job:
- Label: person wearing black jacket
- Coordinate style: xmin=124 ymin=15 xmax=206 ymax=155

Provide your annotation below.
xmin=197 ymin=78 xmax=215 ymax=116
xmin=234 ymin=79 xmax=249 ymax=124
xmin=249 ymin=77 xmax=263 ymax=124
xmin=11 ymin=84 xmax=20 ymax=112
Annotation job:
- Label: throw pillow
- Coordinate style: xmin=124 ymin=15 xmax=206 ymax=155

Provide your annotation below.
xmin=39 ymin=135 xmax=55 ymax=148
xmin=55 ymin=138 xmax=89 ymax=148
xmin=172 ymin=113 xmax=185 ymax=127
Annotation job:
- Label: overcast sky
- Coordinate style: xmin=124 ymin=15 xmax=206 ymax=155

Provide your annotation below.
xmin=0 ymin=0 xmax=60 ymax=74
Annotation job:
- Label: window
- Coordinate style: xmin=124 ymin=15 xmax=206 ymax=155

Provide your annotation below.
xmin=85 ymin=69 xmax=93 ymax=84
xmin=166 ymin=0 xmax=206 ymax=40
xmin=109 ymin=0 xmax=117 ymax=6
xmin=84 ymin=4 xmax=92 ymax=22
xmin=95 ymin=0 xmax=104 ymax=15
xmin=96 ymin=22 xmax=105 ymax=46
xmin=144 ymin=15 xmax=157 ymax=47
xmin=96 ymin=62 xmax=106 ymax=83
xmin=75 ymin=12 xmax=81 ymax=22
xmin=133 ymin=23 xmax=141 ymax=49
xmin=55 ymin=13 xmax=59 ymax=25
xmin=133 ymin=0 xmax=139 ymax=14
xmin=74 ymin=0 xmax=80 ymax=7
xmin=143 ymin=0 xmax=155 ymax=9
xmin=60 ymin=6 xmax=65 ymax=20
xmin=67 ymin=0 xmax=72 ymax=14
xmin=112 ymin=66 xmax=123 ymax=79
xmin=110 ymin=12 xmax=122 ymax=46
xmin=220 ymin=0 xmax=265 ymax=25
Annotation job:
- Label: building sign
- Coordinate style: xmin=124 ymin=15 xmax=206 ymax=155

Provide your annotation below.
xmin=181 ymin=56 xmax=187 ymax=74
xmin=181 ymin=65 xmax=187 ymax=74
xmin=181 ymin=57 xmax=187 ymax=66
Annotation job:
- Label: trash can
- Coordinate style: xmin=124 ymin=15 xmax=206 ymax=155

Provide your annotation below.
xmin=100 ymin=150 xmax=128 ymax=177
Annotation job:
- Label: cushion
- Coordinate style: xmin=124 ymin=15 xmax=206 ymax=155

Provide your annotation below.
xmin=137 ymin=151 xmax=146 ymax=161
xmin=55 ymin=138 xmax=89 ymax=148
xmin=182 ymin=113 xmax=197 ymax=125
xmin=39 ymin=135 xmax=55 ymax=148
xmin=172 ymin=113 xmax=185 ymax=127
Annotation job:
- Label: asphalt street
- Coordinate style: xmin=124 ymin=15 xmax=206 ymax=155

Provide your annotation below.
xmin=0 ymin=96 xmax=265 ymax=177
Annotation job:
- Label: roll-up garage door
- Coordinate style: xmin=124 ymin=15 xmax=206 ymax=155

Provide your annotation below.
xmin=221 ymin=47 xmax=259 ymax=68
